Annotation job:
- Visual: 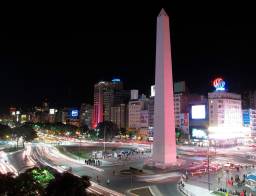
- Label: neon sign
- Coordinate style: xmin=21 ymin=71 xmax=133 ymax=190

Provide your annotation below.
xmin=213 ymin=78 xmax=225 ymax=91
xmin=112 ymin=78 xmax=121 ymax=83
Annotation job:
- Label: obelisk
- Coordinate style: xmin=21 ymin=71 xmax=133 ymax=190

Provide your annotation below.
xmin=152 ymin=8 xmax=177 ymax=166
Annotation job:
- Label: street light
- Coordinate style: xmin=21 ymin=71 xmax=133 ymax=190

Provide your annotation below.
xmin=103 ymin=126 xmax=106 ymax=153
xmin=79 ymin=136 xmax=81 ymax=161
xmin=207 ymin=141 xmax=210 ymax=191
xmin=130 ymin=174 xmax=133 ymax=189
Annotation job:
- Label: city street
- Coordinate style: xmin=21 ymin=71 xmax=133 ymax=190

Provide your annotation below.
xmin=2 ymin=140 xmax=256 ymax=195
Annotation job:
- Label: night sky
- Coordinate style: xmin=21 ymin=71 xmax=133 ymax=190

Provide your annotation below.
xmin=0 ymin=3 xmax=255 ymax=112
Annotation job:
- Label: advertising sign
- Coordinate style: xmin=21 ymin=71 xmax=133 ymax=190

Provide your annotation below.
xmin=192 ymin=128 xmax=207 ymax=139
xmin=49 ymin=109 xmax=55 ymax=115
xmin=180 ymin=113 xmax=189 ymax=133
xmin=191 ymin=105 xmax=206 ymax=119
xmin=71 ymin=110 xmax=79 ymax=117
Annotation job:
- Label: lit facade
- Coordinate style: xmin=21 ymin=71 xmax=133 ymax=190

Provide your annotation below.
xmin=242 ymin=90 xmax=256 ymax=109
xmin=128 ymin=100 xmax=144 ymax=129
xmin=208 ymin=92 xmax=243 ymax=139
xmin=110 ymin=104 xmax=128 ymax=129
xmin=174 ymin=93 xmax=188 ymax=128
xmin=92 ymin=81 xmax=112 ymax=128
xmin=80 ymin=103 xmax=92 ymax=128
xmin=243 ymin=109 xmax=256 ymax=134
xmin=92 ymin=79 xmax=127 ymax=128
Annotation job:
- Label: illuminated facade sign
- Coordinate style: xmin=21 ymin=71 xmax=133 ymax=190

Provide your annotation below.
xmin=213 ymin=78 xmax=226 ymax=91
xmin=151 ymin=85 xmax=155 ymax=97
xmin=71 ymin=110 xmax=79 ymax=117
xmin=112 ymin=78 xmax=121 ymax=83
xmin=49 ymin=109 xmax=55 ymax=115
xmin=191 ymin=105 xmax=206 ymax=119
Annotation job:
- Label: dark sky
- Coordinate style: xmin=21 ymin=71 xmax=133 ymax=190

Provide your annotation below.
xmin=0 ymin=2 xmax=256 ymax=112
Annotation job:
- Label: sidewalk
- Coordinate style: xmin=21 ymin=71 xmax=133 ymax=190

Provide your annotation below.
xmin=180 ymin=182 xmax=213 ymax=196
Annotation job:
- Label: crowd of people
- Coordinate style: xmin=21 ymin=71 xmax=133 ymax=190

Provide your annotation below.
xmin=217 ymin=188 xmax=253 ymax=196
xmin=84 ymin=159 xmax=101 ymax=166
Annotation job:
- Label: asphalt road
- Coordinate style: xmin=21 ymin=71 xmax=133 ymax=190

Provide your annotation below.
xmin=6 ymin=142 xmax=256 ymax=195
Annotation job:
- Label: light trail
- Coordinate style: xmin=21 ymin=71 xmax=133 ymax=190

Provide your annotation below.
xmin=0 ymin=151 xmax=18 ymax=176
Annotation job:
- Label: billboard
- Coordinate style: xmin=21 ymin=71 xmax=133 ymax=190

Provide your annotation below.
xmin=180 ymin=113 xmax=189 ymax=133
xmin=71 ymin=110 xmax=79 ymax=117
xmin=213 ymin=77 xmax=226 ymax=91
xmin=191 ymin=105 xmax=206 ymax=119
xmin=68 ymin=109 xmax=79 ymax=119
xmin=192 ymin=128 xmax=207 ymax=139
xmin=243 ymin=110 xmax=250 ymax=127
xmin=49 ymin=109 xmax=55 ymax=115
xmin=151 ymin=85 xmax=155 ymax=97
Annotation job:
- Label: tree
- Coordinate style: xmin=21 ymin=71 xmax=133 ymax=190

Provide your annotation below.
xmin=10 ymin=169 xmax=45 ymax=196
xmin=80 ymin=124 xmax=89 ymax=135
xmin=0 ymin=124 xmax=11 ymax=140
xmin=119 ymin=128 xmax=127 ymax=136
xmin=0 ymin=172 xmax=15 ymax=195
xmin=46 ymin=172 xmax=91 ymax=196
xmin=12 ymin=124 xmax=37 ymax=148
xmin=96 ymin=121 xmax=119 ymax=140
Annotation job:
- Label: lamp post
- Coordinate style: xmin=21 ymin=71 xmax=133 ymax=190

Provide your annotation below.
xmin=103 ymin=126 xmax=106 ymax=152
xmin=130 ymin=174 xmax=133 ymax=189
xmin=79 ymin=136 xmax=81 ymax=161
xmin=207 ymin=140 xmax=210 ymax=191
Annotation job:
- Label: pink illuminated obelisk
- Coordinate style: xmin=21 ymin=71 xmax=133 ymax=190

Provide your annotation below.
xmin=152 ymin=8 xmax=177 ymax=166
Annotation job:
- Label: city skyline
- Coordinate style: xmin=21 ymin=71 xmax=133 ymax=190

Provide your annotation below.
xmin=1 ymin=4 xmax=256 ymax=111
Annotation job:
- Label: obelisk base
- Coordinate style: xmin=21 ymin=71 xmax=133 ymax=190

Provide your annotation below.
xmin=144 ymin=159 xmax=183 ymax=170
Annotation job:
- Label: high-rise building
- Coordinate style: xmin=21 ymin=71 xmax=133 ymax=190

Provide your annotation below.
xmin=243 ymin=109 xmax=256 ymax=135
xmin=188 ymin=95 xmax=208 ymax=139
xmin=42 ymin=98 xmax=49 ymax=112
xmin=128 ymin=100 xmax=145 ymax=129
xmin=110 ymin=104 xmax=128 ymax=129
xmin=148 ymin=97 xmax=154 ymax=128
xmin=55 ymin=109 xmax=67 ymax=124
xmin=242 ymin=90 xmax=256 ymax=109
xmin=174 ymin=82 xmax=189 ymax=129
xmin=80 ymin=103 xmax=92 ymax=128
xmin=149 ymin=81 xmax=189 ymax=129
xmin=92 ymin=81 xmax=111 ymax=128
xmin=208 ymin=79 xmax=244 ymax=140
xmin=92 ymin=79 xmax=127 ymax=128
xmin=130 ymin=90 xmax=139 ymax=100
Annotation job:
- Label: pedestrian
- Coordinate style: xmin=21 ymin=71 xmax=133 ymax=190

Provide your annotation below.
xmin=106 ymin=178 xmax=110 ymax=185
xmin=113 ymin=170 xmax=115 ymax=176
xmin=96 ymin=176 xmax=100 ymax=183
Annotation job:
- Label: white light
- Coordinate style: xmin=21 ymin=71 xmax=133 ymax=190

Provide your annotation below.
xmin=208 ymin=126 xmax=251 ymax=139
xmin=151 ymin=85 xmax=155 ymax=97
xmin=49 ymin=109 xmax=55 ymax=115
xmin=16 ymin=111 xmax=20 ymax=115
xmin=191 ymin=105 xmax=206 ymax=119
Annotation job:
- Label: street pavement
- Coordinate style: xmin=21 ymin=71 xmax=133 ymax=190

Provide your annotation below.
xmin=3 ymin=141 xmax=256 ymax=195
